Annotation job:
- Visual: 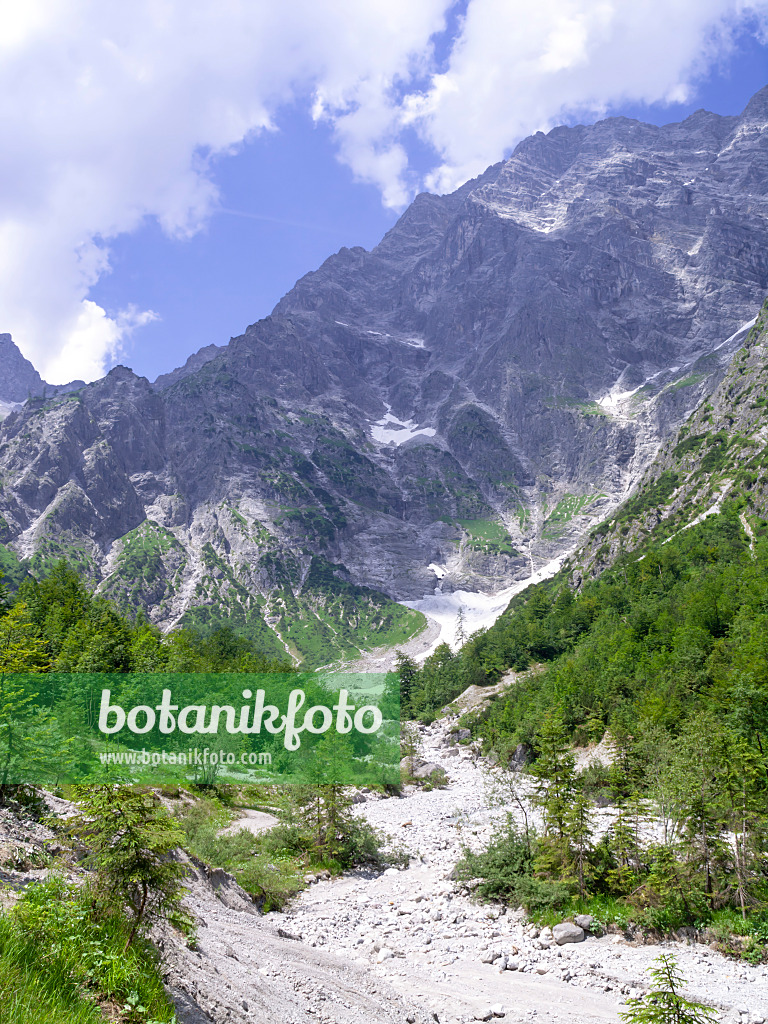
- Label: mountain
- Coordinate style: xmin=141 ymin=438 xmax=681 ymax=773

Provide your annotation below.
xmin=573 ymin=298 xmax=768 ymax=580
xmin=0 ymin=334 xmax=46 ymax=418
xmin=153 ymin=342 xmax=224 ymax=390
xmin=0 ymin=87 xmax=766 ymax=665
xmin=0 ymin=333 xmax=85 ymax=421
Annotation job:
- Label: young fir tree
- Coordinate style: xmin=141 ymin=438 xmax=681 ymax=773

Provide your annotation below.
xmin=607 ymin=794 xmax=646 ymax=896
xmin=66 ymin=785 xmax=187 ymax=949
xmin=529 ymin=713 xmax=577 ymax=880
xmin=395 ymin=651 xmax=418 ymax=718
xmin=675 ymin=715 xmax=731 ymax=910
xmin=564 ymin=789 xmax=594 ymax=898
xmin=619 ymin=954 xmax=718 ymax=1024
xmin=290 ymin=733 xmax=365 ymax=866
xmin=530 ymin=713 xmax=577 ymax=840
xmin=722 ymin=737 xmax=767 ymax=919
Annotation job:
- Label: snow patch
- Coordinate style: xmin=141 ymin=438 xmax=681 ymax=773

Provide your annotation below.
xmin=371 ymin=404 xmax=436 ymax=446
xmin=713 ymin=316 xmax=757 ymax=352
xmin=597 ymin=384 xmax=643 ymax=413
xmin=404 ymin=556 xmax=566 ymax=659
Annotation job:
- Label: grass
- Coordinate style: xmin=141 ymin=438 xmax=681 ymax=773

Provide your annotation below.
xmin=177 ymin=797 xmax=305 ymax=911
xmin=176 ymin=788 xmax=403 ymax=909
xmin=669 ymin=373 xmax=706 ymax=391
xmin=542 ymin=494 xmax=604 ymax=539
xmin=547 ymin=397 xmax=609 ymax=417
xmin=0 ymin=876 xmax=176 ymax=1024
xmin=104 ymin=521 xmax=187 ymax=610
xmin=526 ymin=893 xmax=634 ymax=932
xmin=456 ymin=519 xmax=519 ymax=556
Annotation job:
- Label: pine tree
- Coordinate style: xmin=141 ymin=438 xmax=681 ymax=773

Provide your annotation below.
xmin=529 ymin=713 xmax=578 ymax=881
xmin=722 ymin=738 xmax=767 ymax=919
xmin=455 ymin=607 xmax=466 ymax=647
xmin=529 ymin=713 xmax=576 ymax=840
xmin=395 ymin=651 xmax=418 ymax=717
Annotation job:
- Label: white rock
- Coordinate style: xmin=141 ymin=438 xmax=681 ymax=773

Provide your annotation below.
xmin=553 ymin=922 xmax=585 ymax=945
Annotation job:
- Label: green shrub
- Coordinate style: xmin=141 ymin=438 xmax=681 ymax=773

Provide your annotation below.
xmin=455 ymin=819 xmax=572 ymax=914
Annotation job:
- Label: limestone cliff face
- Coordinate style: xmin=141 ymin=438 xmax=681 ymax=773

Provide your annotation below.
xmin=1 ymin=88 xmax=767 ymax=663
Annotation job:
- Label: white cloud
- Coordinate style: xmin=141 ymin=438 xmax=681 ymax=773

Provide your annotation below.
xmin=412 ymin=0 xmax=768 ymax=194
xmin=0 ymin=0 xmax=766 ymax=381
xmin=0 ymin=0 xmax=449 ymax=381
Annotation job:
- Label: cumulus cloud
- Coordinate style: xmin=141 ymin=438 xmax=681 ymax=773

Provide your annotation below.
xmin=411 ymin=0 xmax=768 ymax=193
xmin=0 ymin=0 xmax=766 ymax=381
xmin=0 ymin=0 xmax=449 ymax=381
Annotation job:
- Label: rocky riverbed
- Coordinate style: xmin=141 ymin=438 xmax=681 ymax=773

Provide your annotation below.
xmin=2 ymin=721 xmax=767 ymax=1024
xmin=262 ymin=718 xmax=768 ymax=1024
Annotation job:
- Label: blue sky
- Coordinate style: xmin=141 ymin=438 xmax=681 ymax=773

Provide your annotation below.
xmin=1 ymin=1 xmax=767 ymax=384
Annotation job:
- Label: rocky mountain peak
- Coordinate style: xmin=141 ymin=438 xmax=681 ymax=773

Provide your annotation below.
xmin=0 ymin=332 xmax=45 ymax=407
xmin=740 ymin=82 xmax=768 ymax=122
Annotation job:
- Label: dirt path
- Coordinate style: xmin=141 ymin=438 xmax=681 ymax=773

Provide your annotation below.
xmin=341 ymin=614 xmax=443 ymax=673
xmin=170 ymin=721 xmax=768 ymax=1024
xmin=218 ymin=808 xmax=280 ymax=838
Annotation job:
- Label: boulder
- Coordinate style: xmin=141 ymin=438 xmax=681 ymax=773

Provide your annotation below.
xmin=553 ymin=922 xmax=585 ymax=945
xmin=509 ymin=743 xmax=532 ymax=770
xmin=412 ymin=762 xmax=442 ymax=779
xmin=574 ymin=914 xmax=594 ymax=931
xmin=453 ymin=727 xmax=471 ymax=742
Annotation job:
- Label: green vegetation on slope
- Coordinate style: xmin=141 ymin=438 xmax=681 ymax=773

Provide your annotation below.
xmin=455 ymin=519 xmax=518 ymax=556
xmin=177 ymin=785 xmax=404 ymax=912
xmin=1 ymin=559 xmax=292 ymax=676
xmin=276 ymin=556 xmax=426 ymax=668
xmin=414 ymin=507 xmax=768 ymax=943
xmin=542 ymin=494 xmax=604 ymax=540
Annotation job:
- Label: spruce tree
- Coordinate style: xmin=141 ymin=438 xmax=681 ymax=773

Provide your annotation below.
xmin=619 ymin=954 xmax=718 ymax=1024
xmin=66 ymin=785 xmax=187 ymax=949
